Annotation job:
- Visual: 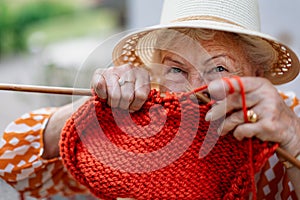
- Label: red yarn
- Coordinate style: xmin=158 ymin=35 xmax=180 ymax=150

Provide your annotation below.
xmin=60 ymin=88 xmax=277 ymax=200
xmin=223 ymin=77 xmax=235 ymax=94
xmin=233 ymin=76 xmax=256 ymax=200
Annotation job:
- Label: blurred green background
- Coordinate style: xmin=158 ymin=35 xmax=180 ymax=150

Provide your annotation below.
xmin=0 ymin=0 xmax=123 ymax=57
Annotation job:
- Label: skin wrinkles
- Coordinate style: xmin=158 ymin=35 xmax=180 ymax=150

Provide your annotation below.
xmin=156 ymin=32 xmax=258 ymax=93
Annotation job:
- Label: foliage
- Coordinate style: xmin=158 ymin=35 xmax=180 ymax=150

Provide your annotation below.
xmin=0 ymin=0 xmax=75 ymax=55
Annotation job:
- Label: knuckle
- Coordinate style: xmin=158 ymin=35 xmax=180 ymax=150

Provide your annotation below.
xmin=123 ymin=93 xmax=134 ymax=102
xmin=232 ymin=129 xmax=243 ymax=140
xmin=109 ymin=93 xmax=121 ymax=103
xmin=119 ymin=102 xmax=130 ymax=110
xmin=93 ymin=78 xmax=105 ymax=91
xmin=135 ymin=90 xmax=149 ymax=102
xmin=94 ymin=68 xmax=105 ymax=74
xmin=258 ymin=134 xmax=268 ymax=141
xmin=228 ymin=113 xmax=242 ymax=124
xmin=117 ymin=64 xmax=134 ymax=72
xmin=227 ymin=94 xmax=241 ymax=108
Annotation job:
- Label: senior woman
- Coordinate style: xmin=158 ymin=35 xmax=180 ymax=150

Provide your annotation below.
xmin=0 ymin=0 xmax=300 ymax=199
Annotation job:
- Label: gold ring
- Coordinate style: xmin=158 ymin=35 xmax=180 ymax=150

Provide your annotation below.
xmin=246 ymin=110 xmax=258 ymax=123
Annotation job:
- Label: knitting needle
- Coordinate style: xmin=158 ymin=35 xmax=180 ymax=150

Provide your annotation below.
xmin=276 ymin=147 xmax=300 ymax=169
xmin=0 ymin=83 xmax=299 ymax=169
xmin=0 ymin=83 xmax=92 ymax=96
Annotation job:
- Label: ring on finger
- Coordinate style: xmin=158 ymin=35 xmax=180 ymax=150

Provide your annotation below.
xmin=246 ymin=109 xmax=258 ymax=123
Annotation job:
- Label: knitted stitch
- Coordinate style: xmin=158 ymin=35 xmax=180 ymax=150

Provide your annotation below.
xmin=60 ymin=90 xmax=277 ymax=199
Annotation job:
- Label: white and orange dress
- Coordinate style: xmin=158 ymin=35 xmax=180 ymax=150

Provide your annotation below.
xmin=0 ymin=92 xmax=299 ymax=199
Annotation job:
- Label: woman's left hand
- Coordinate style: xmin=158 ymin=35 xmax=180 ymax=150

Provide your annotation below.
xmin=205 ymin=76 xmax=300 ymax=156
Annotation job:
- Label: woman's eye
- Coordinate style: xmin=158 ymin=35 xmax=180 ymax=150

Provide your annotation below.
xmin=212 ymin=66 xmax=228 ymax=73
xmin=170 ymin=67 xmax=184 ymax=73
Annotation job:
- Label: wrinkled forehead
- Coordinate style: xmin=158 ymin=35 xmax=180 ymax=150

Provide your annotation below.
xmin=135 ymin=28 xmax=239 ymax=69
xmin=153 ymin=29 xmax=209 ymax=60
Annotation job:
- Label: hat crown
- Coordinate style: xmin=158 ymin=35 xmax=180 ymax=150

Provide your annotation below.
xmin=160 ymin=0 xmax=261 ymax=32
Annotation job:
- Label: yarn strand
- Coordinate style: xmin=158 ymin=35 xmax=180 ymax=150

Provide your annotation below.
xmin=232 ymin=76 xmax=256 ymax=200
xmin=172 ymin=77 xmax=258 ymax=199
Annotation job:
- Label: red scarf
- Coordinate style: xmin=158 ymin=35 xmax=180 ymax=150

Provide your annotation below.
xmin=60 ymin=90 xmax=277 ymax=199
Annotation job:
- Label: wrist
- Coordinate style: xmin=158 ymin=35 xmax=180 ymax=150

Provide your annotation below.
xmin=278 ymin=119 xmax=300 ymax=169
xmin=280 ymin=118 xmax=300 ymax=155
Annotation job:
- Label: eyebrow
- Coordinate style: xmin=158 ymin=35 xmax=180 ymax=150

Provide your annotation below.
xmin=203 ymin=54 xmax=227 ymax=66
xmin=162 ymin=56 xmax=185 ymax=66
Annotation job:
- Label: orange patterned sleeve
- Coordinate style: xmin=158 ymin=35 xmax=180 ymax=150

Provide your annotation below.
xmin=281 ymin=91 xmax=300 ymax=116
xmin=0 ymin=108 xmax=88 ymax=199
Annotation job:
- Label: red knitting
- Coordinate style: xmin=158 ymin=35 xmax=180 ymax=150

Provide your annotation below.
xmin=60 ymin=89 xmax=277 ymax=200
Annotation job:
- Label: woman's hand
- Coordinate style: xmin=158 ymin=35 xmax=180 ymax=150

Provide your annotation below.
xmin=205 ymin=76 xmax=300 ymax=156
xmin=91 ymin=64 xmax=151 ymax=112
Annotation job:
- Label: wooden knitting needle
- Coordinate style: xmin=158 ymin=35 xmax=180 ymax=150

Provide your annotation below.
xmin=0 ymin=83 xmax=300 ymax=169
xmin=0 ymin=83 xmax=92 ymax=96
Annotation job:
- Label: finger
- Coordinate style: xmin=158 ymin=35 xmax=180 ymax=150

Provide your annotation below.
xmin=205 ymin=100 xmax=227 ymax=121
xmin=207 ymin=77 xmax=267 ymax=100
xmin=91 ymin=71 xmax=107 ymax=99
xmin=232 ymin=122 xmax=265 ymax=141
xmin=219 ymin=110 xmax=245 ymax=136
xmin=129 ymin=70 xmax=151 ymax=112
xmin=205 ymin=92 xmax=259 ymax=121
xmin=105 ymin=73 xmax=121 ymax=108
xmin=233 ymin=117 xmax=286 ymax=143
xmin=119 ymin=71 xmax=136 ymax=110
xmin=232 ymin=124 xmax=256 ymax=141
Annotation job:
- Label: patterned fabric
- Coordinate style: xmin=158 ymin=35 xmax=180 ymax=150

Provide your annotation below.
xmin=0 ymin=92 xmax=299 ymax=199
xmin=0 ymin=108 xmax=88 ymax=199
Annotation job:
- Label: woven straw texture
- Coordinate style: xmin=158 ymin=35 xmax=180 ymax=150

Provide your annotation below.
xmin=112 ymin=0 xmax=299 ymax=85
xmin=60 ymin=90 xmax=277 ymax=199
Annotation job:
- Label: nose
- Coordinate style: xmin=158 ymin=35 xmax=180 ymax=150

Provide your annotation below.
xmin=148 ymin=64 xmax=165 ymax=91
xmin=150 ymin=76 xmax=165 ymax=91
xmin=189 ymin=74 xmax=206 ymax=90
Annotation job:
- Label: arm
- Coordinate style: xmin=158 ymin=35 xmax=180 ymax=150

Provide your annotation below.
xmin=42 ymin=97 xmax=87 ymax=159
xmin=0 ymin=107 xmax=87 ymax=198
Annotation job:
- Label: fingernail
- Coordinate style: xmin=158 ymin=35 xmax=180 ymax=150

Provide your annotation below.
xmin=220 ymin=130 xmax=226 ymax=136
xmin=205 ymin=112 xmax=212 ymax=121
xmin=217 ymin=127 xmax=222 ymax=135
xmin=235 ymin=136 xmax=243 ymax=141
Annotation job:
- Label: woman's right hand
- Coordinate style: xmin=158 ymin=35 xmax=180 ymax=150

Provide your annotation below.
xmin=91 ymin=64 xmax=151 ymax=112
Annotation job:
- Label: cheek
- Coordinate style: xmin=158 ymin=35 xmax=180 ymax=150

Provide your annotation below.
xmin=165 ymin=72 xmax=188 ymax=83
xmin=188 ymin=74 xmax=206 ymax=88
xmin=163 ymin=74 xmax=189 ymax=92
xmin=163 ymin=82 xmax=187 ymax=92
xmin=203 ymin=73 xmax=230 ymax=83
xmin=241 ymin=63 xmax=257 ymax=76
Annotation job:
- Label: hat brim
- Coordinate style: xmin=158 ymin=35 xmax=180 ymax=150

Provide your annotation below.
xmin=113 ymin=20 xmax=299 ymax=85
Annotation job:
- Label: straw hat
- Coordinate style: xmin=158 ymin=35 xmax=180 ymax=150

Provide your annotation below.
xmin=112 ymin=0 xmax=299 ymax=85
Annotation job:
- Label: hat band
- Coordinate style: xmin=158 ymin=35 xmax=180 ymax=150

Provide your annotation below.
xmin=172 ymin=15 xmax=244 ymax=28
